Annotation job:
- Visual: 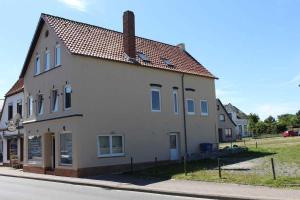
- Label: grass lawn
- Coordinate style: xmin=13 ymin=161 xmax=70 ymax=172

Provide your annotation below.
xmin=131 ymin=137 xmax=300 ymax=189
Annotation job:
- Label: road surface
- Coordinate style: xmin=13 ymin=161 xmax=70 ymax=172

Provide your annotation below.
xmin=0 ymin=176 xmax=215 ymax=200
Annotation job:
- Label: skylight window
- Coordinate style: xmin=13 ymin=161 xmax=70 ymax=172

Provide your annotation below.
xmin=162 ymin=58 xmax=174 ymax=67
xmin=138 ymin=52 xmax=150 ymax=62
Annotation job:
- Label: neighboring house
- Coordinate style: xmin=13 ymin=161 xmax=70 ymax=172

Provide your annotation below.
xmin=216 ymin=99 xmax=236 ymax=142
xmin=19 ymin=11 xmax=218 ymax=177
xmin=225 ymin=103 xmax=248 ymax=137
xmin=0 ymin=79 xmax=24 ymax=165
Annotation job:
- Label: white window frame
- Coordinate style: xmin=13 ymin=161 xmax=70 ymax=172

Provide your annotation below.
xmin=34 ymin=55 xmax=40 ymax=75
xmin=186 ymin=98 xmax=195 ymax=115
xmin=27 ymin=96 xmax=33 ymax=117
xmin=44 ymin=49 xmax=51 ymax=71
xmin=200 ymin=100 xmax=209 ymax=116
xmin=219 ymin=114 xmax=225 ymax=121
xmin=150 ymin=88 xmax=161 ymax=112
xmin=97 ymin=135 xmax=125 ymax=158
xmin=64 ymin=85 xmax=72 ymax=110
xmin=55 ymin=44 xmax=61 ymax=67
xmin=37 ymin=94 xmax=44 ymax=115
xmin=51 ymin=89 xmax=59 ymax=112
xmin=172 ymin=89 xmax=179 ymax=114
xmin=59 ymin=132 xmax=73 ymax=166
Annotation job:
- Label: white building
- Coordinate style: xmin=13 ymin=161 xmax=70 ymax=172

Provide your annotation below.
xmin=225 ymin=103 xmax=249 ymax=138
xmin=0 ymin=79 xmax=24 ymax=165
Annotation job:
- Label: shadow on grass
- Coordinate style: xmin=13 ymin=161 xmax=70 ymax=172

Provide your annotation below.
xmin=130 ymin=149 xmax=277 ymax=180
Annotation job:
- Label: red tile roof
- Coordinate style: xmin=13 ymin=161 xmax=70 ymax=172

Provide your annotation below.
xmin=5 ymin=78 xmax=24 ymax=97
xmin=20 ymin=14 xmax=216 ymax=79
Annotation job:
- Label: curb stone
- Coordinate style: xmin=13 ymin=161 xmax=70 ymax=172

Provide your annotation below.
xmin=0 ymin=173 xmax=281 ymax=200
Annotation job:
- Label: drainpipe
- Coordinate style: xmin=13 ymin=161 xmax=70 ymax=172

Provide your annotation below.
xmin=181 ymin=74 xmax=188 ymax=162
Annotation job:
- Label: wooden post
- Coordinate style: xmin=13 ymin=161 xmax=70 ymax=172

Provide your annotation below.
xmin=130 ymin=157 xmax=133 ymax=173
xmin=218 ymin=158 xmax=222 ymax=179
xmin=271 ymin=158 xmax=276 ymax=180
xmin=154 ymin=157 xmax=157 ymax=175
xmin=244 ymin=140 xmax=246 ymax=146
xmin=256 ymin=141 xmax=258 ymax=149
xmin=184 ymin=155 xmax=187 ymax=176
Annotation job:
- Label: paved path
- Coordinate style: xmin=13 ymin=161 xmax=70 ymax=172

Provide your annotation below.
xmin=0 ymin=167 xmax=299 ymax=200
xmin=0 ymin=176 xmax=212 ymax=200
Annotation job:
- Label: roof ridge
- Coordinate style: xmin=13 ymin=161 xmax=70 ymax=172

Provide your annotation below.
xmin=41 ymin=13 xmax=178 ymax=49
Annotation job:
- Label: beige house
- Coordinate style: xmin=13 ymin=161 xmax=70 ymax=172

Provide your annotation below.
xmin=216 ymin=99 xmax=237 ymax=142
xmin=19 ymin=11 xmax=218 ymax=177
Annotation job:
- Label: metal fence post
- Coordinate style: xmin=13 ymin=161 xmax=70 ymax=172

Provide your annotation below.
xmin=130 ymin=157 xmax=133 ymax=173
xmin=271 ymin=158 xmax=276 ymax=180
xmin=218 ymin=158 xmax=222 ymax=179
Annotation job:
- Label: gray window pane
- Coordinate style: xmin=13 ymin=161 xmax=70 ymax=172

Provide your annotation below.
xmin=151 ymin=90 xmax=160 ymax=111
xmin=187 ymin=100 xmax=194 ymax=113
xmin=112 ymin=136 xmax=123 ymax=154
xmin=99 ymin=136 xmax=110 ymax=155
xmin=28 ymin=136 xmax=42 ymax=160
xmin=60 ymin=133 xmax=72 ymax=165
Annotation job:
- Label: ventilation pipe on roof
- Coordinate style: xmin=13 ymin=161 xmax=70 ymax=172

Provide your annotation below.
xmin=177 ymin=43 xmax=186 ymax=51
xmin=123 ymin=11 xmax=136 ymax=59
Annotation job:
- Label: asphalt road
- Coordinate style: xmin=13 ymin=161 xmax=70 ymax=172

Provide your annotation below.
xmin=0 ymin=176 xmax=215 ymax=200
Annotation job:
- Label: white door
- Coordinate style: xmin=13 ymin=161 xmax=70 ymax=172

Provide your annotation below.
xmin=169 ymin=134 xmax=179 ymax=160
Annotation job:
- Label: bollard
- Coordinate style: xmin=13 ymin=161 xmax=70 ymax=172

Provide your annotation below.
xmin=218 ymin=158 xmax=222 ymax=179
xmin=154 ymin=157 xmax=158 ymax=175
xmin=271 ymin=158 xmax=276 ymax=180
xmin=130 ymin=157 xmax=133 ymax=173
xmin=184 ymin=155 xmax=187 ymax=176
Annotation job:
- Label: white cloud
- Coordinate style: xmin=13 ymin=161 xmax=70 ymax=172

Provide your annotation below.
xmin=254 ymin=103 xmax=299 ymax=120
xmin=281 ymin=73 xmax=300 ymax=87
xmin=57 ymin=0 xmax=88 ymax=12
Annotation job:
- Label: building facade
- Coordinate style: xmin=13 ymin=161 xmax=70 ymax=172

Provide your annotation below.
xmin=225 ymin=103 xmax=248 ymax=138
xmin=18 ymin=11 xmax=218 ymax=177
xmin=0 ymin=79 xmax=24 ymax=165
xmin=216 ymin=99 xmax=236 ymax=142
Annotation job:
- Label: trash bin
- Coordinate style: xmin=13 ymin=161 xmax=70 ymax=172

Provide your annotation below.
xmin=200 ymin=143 xmax=213 ymax=152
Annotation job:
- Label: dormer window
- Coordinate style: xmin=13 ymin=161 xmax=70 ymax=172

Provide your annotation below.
xmin=162 ymin=58 xmax=174 ymax=67
xmin=137 ymin=52 xmax=150 ymax=62
xmin=34 ymin=55 xmax=40 ymax=75
xmin=55 ymin=44 xmax=61 ymax=67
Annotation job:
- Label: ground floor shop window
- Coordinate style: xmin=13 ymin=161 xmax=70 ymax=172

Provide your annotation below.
xmin=28 ymin=136 xmax=42 ymax=162
xmin=60 ymin=133 xmax=72 ymax=165
xmin=97 ymin=135 xmax=124 ymax=157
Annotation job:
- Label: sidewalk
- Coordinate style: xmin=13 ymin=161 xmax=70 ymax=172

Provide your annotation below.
xmin=0 ymin=167 xmax=299 ymax=200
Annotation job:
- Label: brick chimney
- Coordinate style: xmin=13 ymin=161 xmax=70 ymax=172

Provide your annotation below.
xmin=123 ymin=11 xmax=136 ymax=59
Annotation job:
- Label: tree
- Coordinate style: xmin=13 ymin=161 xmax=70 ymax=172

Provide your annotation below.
xmin=248 ymin=113 xmax=260 ymax=135
xmin=254 ymin=121 xmax=268 ymax=136
xmin=264 ymin=116 xmax=275 ymax=124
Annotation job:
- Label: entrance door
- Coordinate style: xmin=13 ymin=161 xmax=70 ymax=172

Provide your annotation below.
xmin=218 ymin=128 xmax=223 ymax=142
xmin=169 ymin=134 xmax=179 ymax=160
xmin=20 ymin=137 xmax=24 ymax=162
xmin=51 ymin=135 xmax=55 ymax=170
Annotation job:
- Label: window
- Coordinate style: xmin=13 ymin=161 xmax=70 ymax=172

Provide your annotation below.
xmin=37 ymin=94 xmax=44 ymax=115
xmin=162 ymin=58 xmax=174 ymax=67
xmin=51 ymin=90 xmax=59 ymax=112
xmin=219 ymin=114 xmax=225 ymax=121
xmin=55 ymin=44 xmax=61 ymax=66
xmin=217 ymin=105 xmax=220 ymax=111
xmin=64 ymin=85 xmax=72 ymax=110
xmin=17 ymin=100 xmax=22 ymax=117
xmin=225 ymin=129 xmax=232 ymax=138
xmin=151 ymin=88 xmax=161 ymax=112
xmin=186 ymin=99 xmax=195 ymax=115
xmin=8 ymin=103 xmax=13 ymax=120
xmin=137 ymin=52 xmax=150 ymax=62
xmin=239 ymin=125 xmax=243 ymax=134
xmin=60 ymin=133 xmax=72 ymax=165
xmin=28 ymin=135 xmax=42 ymax=162
xmin=228 ymin=113 xmax=233 ymax=119
xmin=97 ymin=135 xmax=124 ymax=157
xmin=45 ymin=50 xmax=50 ymax=71
xmin=200 ymin=100 xmax=209 ymax=116
xmin=172 ymin=89 xmax=179 ymax=114
xmin=27 ymin=96 xmax=33 ymax=117
xmin=34 ymin=55 xmax=40 ymax=75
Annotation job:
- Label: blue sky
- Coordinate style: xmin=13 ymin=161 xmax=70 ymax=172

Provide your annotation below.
xmin=0 ymin=0 xmax=299 ymax=119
